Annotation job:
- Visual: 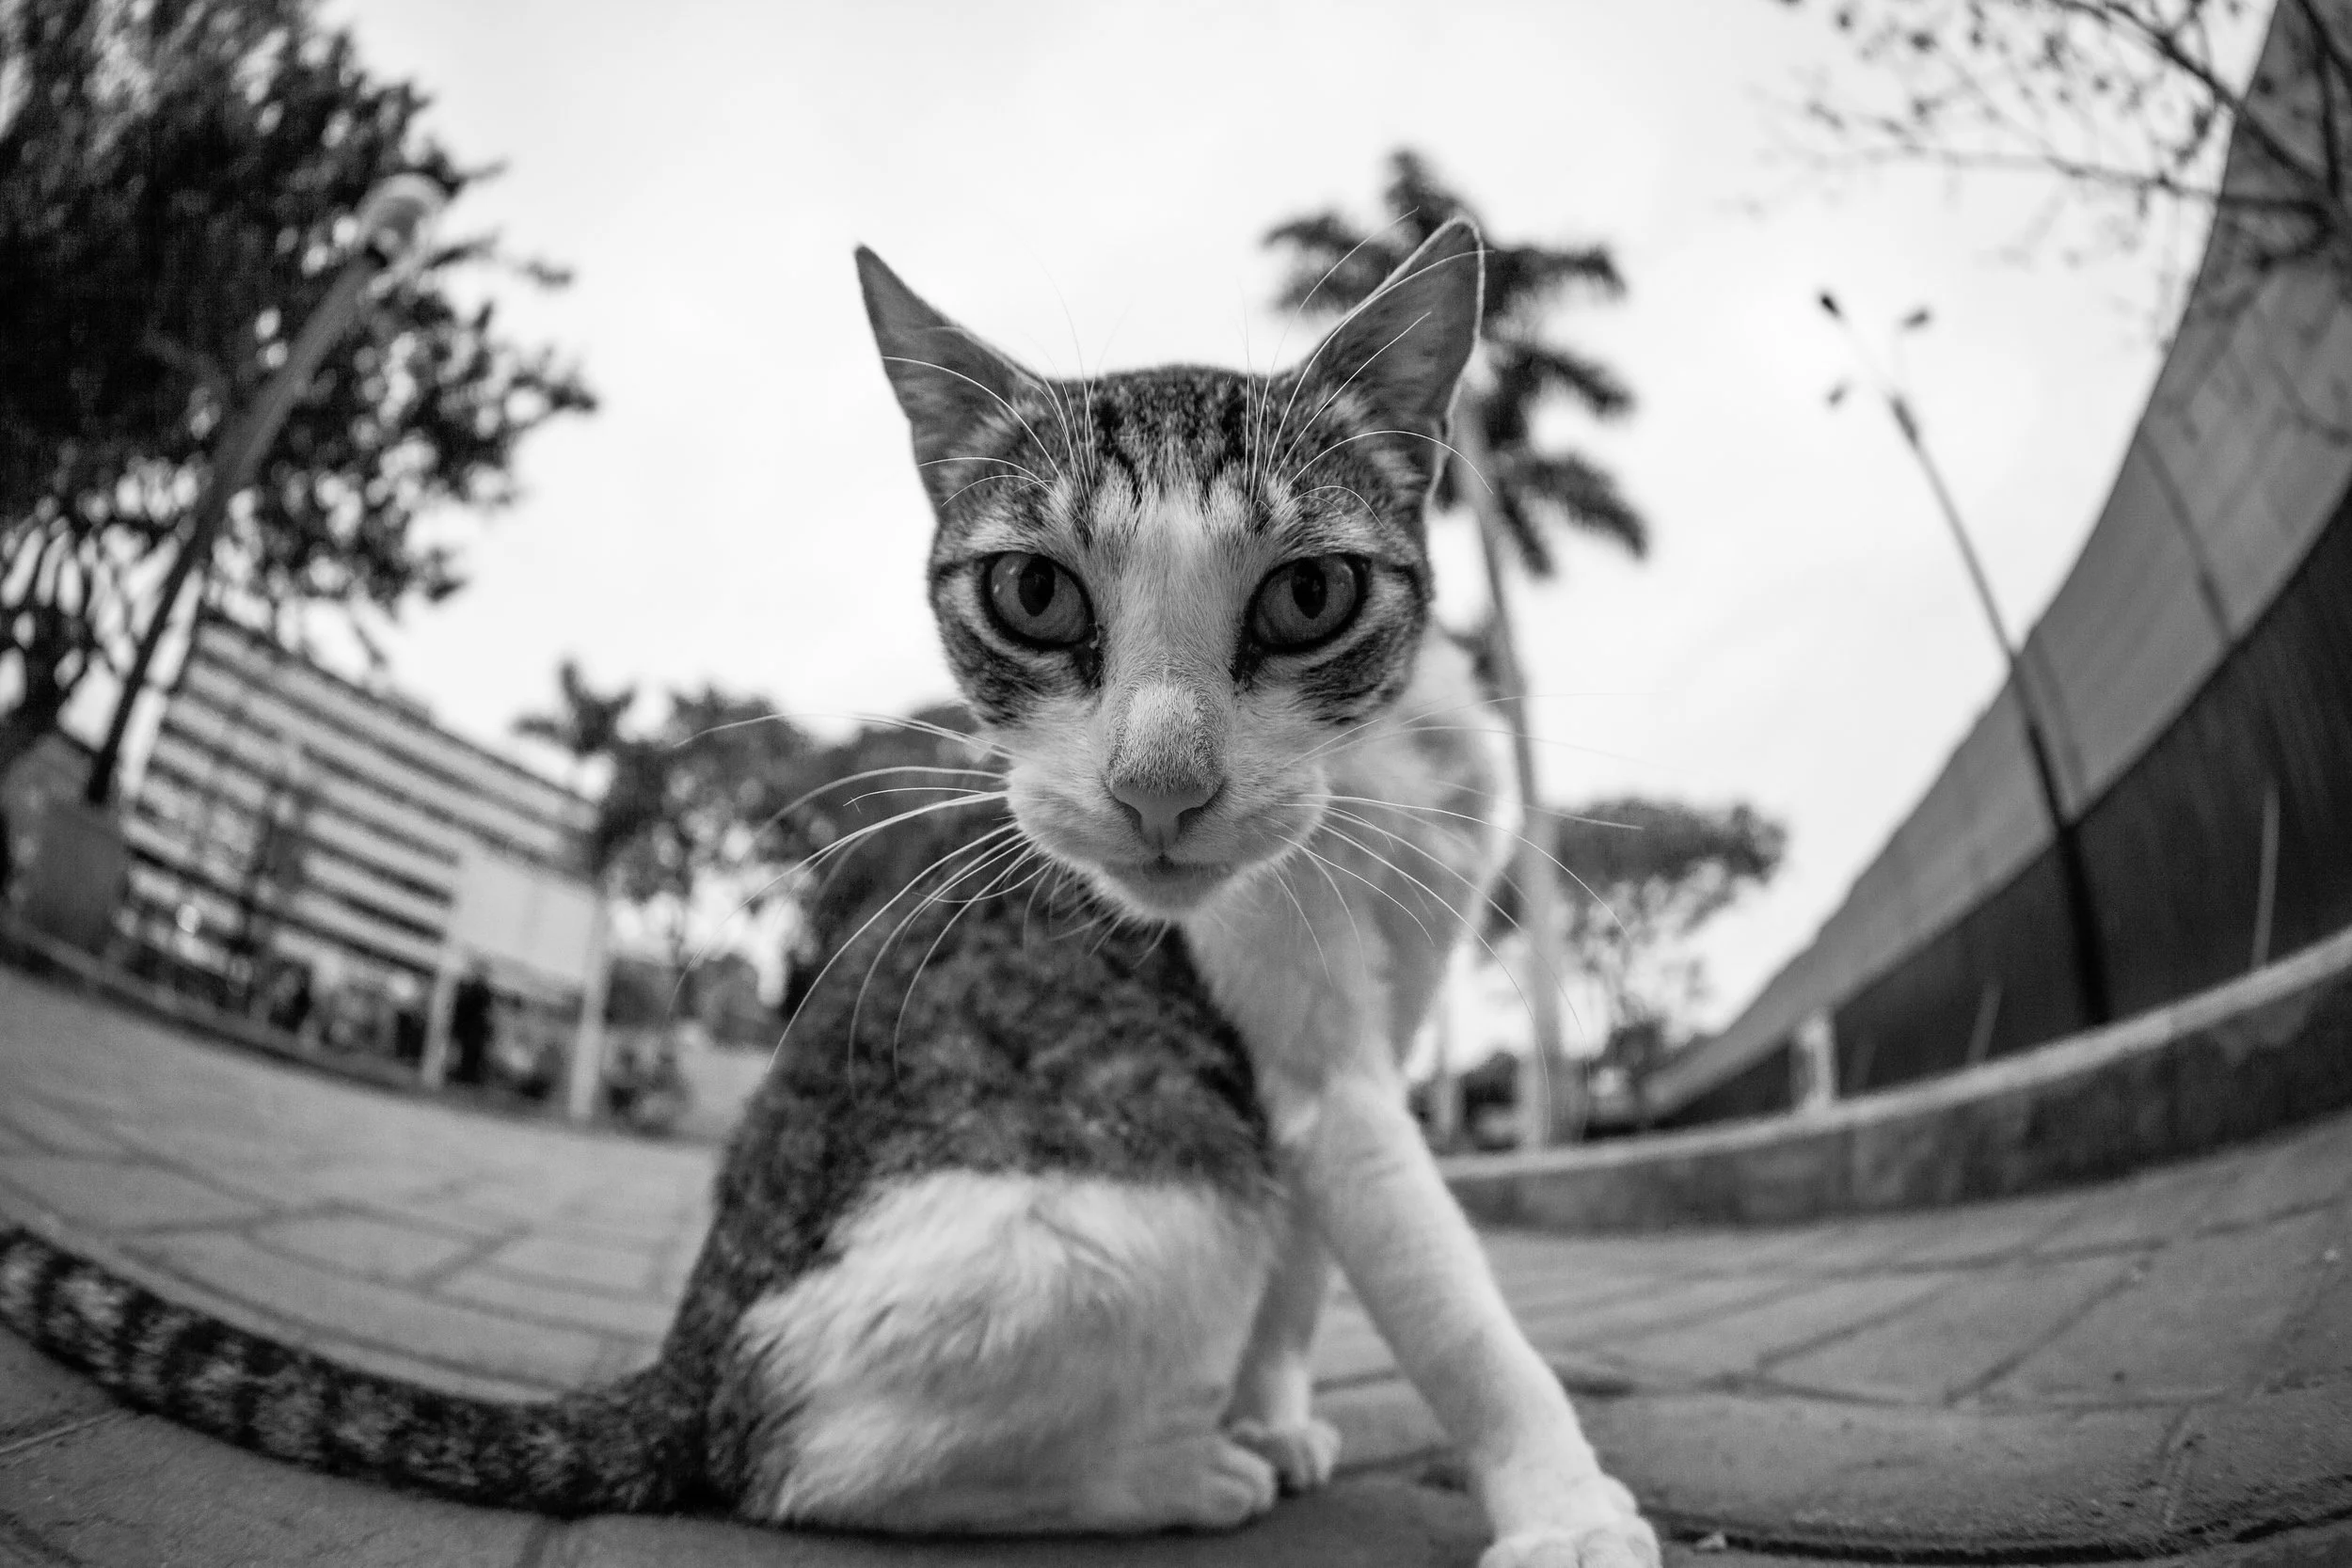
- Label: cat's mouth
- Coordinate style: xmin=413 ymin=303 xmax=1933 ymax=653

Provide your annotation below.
xmin=1096 ymin=855 xmax=1235 ymax=912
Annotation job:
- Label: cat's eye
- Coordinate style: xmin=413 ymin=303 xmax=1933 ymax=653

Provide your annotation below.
xmin=981 ymin=552 xmax=1093 ymax=648
xmin=1248 ymin=556 xmax=1365 ymax=651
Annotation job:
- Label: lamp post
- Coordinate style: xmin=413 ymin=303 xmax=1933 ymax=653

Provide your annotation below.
xmin=1821 ymin=293 xmax=2113 ymax=1027
xmin=82 ymin=174 xmax=448 ymax=810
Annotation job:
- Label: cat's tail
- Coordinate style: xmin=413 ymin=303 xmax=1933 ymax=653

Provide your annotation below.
xmin=0 ymin=1226 xmax=700 ymax=1514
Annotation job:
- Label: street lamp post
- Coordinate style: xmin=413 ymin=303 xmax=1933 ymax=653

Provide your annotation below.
xmin=82 ymin=174 xmax=448 ymax=810
xmin=1822 ymin=293 xmax=2113 ymax=1028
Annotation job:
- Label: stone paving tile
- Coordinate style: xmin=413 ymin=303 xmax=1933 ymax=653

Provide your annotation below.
xmin=2169 ymin=1383 xmax=2352 ymax=1544
xmin=1772 ymin=1252 xmax=2137 ymax=1403
xmin=438 ymin=1267 xmax=679 ymax=1339
xmin=254 ymin=1212 xmax=483 ymax=1284
xmin=1869 ymin=1187 xmax=2090 ymax=1267
xmin=0 ymin=1154 xmax=264 ymax=1232
xmin=0 ymin=1319 xmax=110 ymax=1452
xmin=1602 ymin=1272 xmax=1963 ymax=1385
xmin=2263 ymin=1204 xmax=2352 ymax=1388
xmin=1772 ymin=1211 xmax=1961 ymax=1276
xmin=1318 ymin=1377 xmax=1449 ymax=1472
xmin=1478 ymin=1260 xmax=1686 ymax=1324
xmin=2232 ymin=1521 xmax=2352 ymax=1568
xmin=549 ymin=1477 xmax=1486 ymax=1567
xmin=485 ymin=1230 xmax=682 ymax=1297
xmin=1584 ymin=1393 xmax=2185 ymax=1554
xmin=1310 ymin=1302 xmax=1398 ymax=1387
xmin=2038 ymin=1147 xmax=2272 ymax=1256
xmin=126 ymin=1229 xmax=608 ymax=1390
xmin=0 ymin=1411 xmax=541 ymax=1567
xmin=0 ymin=1094 xmax=128 ymax=1157
xmin=1990 ymin=1209 xmax=2339 ymax=1404
xmin=1521 ymin=1273 xmax=1799 ymax=1352
xmin=362 ymin=1194 xmax=546 ymax=1243
xmin=2191 ymin=1115 xmax=2352 ymax=1230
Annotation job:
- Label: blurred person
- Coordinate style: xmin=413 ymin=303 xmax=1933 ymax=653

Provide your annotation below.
xmin=448 ymin=960 xmax=496 ymax=1086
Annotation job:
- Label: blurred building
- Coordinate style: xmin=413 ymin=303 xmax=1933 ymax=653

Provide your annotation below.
xmin=121 ymin=612 xmax=599 ymax=1054
xmin=1652 ymin=2 xmax=2352 ymax=1125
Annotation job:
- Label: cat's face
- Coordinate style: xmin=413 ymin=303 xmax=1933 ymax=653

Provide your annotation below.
xmin=861 ymin=225 xmax=1482 ymax=919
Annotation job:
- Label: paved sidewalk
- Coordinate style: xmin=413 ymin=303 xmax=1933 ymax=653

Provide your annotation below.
xmin=3 ymin=965 xmax=2349 ymax=1565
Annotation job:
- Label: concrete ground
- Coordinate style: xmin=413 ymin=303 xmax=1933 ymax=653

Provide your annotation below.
xmin=2 ymin=964 xmax=2348 ymax=1567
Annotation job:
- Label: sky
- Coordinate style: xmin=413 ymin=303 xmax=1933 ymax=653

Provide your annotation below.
xmin=309 ymin=0 xmax=2198 ymax=1036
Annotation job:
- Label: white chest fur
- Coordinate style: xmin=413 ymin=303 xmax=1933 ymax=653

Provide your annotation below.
xmin=730 ymin=1169 xmax=1276 ymax=1528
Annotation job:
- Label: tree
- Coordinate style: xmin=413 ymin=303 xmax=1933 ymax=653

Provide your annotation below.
xmin=517 ymin=671 xmax=821 ymax=982
xmin=1266 ymin=150 xmax=1647 ymax=1146
xmin=1779 ymin=0 xmax=2350 ymax=323
xmin=0 ymin=0 xmax=594 ymax=784
xmin=1549 ymin=800 xmax=1787 ymax=1121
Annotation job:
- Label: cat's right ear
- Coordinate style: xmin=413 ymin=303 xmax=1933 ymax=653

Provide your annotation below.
xmin=856 ymin=247 xmax=1036 ymax=505
xmin=1286 ymin=219 xmax=1484 ymax=495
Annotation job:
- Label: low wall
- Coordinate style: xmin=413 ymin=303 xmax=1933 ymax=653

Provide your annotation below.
xmin=1445 ymin=921 xmax=2352 ymax=1231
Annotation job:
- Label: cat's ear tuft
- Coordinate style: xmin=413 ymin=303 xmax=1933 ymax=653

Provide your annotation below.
xmin=1289 ymin=218 xmax=1484 ymax=478
xmin=856 ymin=246 xmax=1040 ymax=505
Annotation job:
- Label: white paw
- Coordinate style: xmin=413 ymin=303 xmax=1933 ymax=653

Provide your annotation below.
xmin=1226 ymin=1415 xmax=1342 ymax=1493
xmin=1128 ymin=1433 xmax=1279 ymax=1531
xmin=1480 ymin=1476 xmax=1661 ymax=1568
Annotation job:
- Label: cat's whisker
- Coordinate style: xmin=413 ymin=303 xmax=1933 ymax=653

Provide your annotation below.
xmin=837 ymin=829 xmax=1027 ymax=1077
xmin=788 ymin=791 xmax=1011 ymax=883
xmin=918 ymin=451 xmax=1053 ymax=490
xmin=1261 ymin=217 xmax=1423 ymax=484
xmin=1268 ymin=306 xmax=1438 ymax=475
xmin=882 ymin=351 xmax=1071 ymax=489
xmin=1293 ymin=425 xmax=1493 ymax=498
xmin=887 ymin=846 xmax=1046 ymax=1068
xmin=792 ymin=710 xmax=1026 ymax=768
xmin=1320 ymin=779 xmax=1641 ymax=836
xmin=838 ymin=784 xmax=1006 ymax=811
xmin=1319 ymin=721 xmax=1641 ymax=770
xmin=1313 ymin=790 xmax=1636 ymax=947
xmin=1255 ymin=214 xmax=1413 ymax=495
xmin=1299 ymin=481 xmax=1388 ymax=522
xmin=1294 ymin=689 xmax=1518 ymax=767
xmin=665 ymin=857 xmax=818 ymax=1023
xmin=773 ymin=821 xmax=1025 ymax=1076
xmin=944 ymin=471 xmax=1048 ymax=509
xmin=1308 ymin=821 xmax=1556 ymax=1040
xmin=1285 ymin=839 xmax=1374 ymax=960
xmin=1263 ymin=860 xmax=1339 ymax=990
xmin=754 ymin=764 xmax=1003 ymax=831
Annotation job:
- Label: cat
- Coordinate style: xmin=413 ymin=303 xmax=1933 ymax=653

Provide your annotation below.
xmin=0 ymin=220 xmax=1660 ymax=1568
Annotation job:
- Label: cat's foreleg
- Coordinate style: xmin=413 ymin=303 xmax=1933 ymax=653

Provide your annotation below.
xmin=1222 ymin=1193 xmax=1342 ymax=1492
xmin=1291 ymin=1073 xmax=1659 ymax=1568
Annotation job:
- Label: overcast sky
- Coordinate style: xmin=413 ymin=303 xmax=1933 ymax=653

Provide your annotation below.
xmin=318 ymin=0 xmax=2200 ymax=1033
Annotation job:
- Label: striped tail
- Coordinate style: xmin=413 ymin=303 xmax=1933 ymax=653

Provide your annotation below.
xmin=0 ymin=1227 xmax=699 ymax=1514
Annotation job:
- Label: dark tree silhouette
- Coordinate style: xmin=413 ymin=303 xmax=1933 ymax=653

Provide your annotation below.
xmin=0 ymin=0 xmax=594 ymax=782
xmin=1266 ymin=150 xmax=1647 ymax=1146
xmin=1781 ymin=0 xmax=2352 ymax=323
xmin=1265 ymin=150 xmax=1646 ymax=574
xmin=1549 ymin=798 xmax=1787 ymax=1043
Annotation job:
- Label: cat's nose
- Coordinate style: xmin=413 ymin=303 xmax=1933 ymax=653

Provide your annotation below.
xmin=1108 ymin=773 xmax=1221 ymax=853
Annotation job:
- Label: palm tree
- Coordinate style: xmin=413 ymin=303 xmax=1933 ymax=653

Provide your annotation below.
xmin=1266 ymin=150 xmax=1648 ymax=1147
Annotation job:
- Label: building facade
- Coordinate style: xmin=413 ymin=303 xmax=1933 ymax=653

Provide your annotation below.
xmin=122 ymin=613 xmax=596 ymax=1054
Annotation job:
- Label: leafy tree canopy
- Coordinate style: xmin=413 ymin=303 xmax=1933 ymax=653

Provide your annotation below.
xmin=1264 ymin=149 xmax=1645 ymax=572
xmin=0 ymin=0 xmax=594 ymax=770
xmin=1493 ymin=795 xmax=1788 ymax=1040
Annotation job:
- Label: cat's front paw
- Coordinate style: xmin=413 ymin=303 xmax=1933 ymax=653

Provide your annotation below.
xmin=1480 ymin=1476 xmax=1660 ymax=1568
xmin=1226 ymin=1415 xmax=1342 ymax=1493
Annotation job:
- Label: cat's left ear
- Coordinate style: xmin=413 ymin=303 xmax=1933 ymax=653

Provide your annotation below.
xmin=1288 ymin=218 xmax=1484 ymax=489
xmin=857 ymin=246 xmax=1041 ymax=508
